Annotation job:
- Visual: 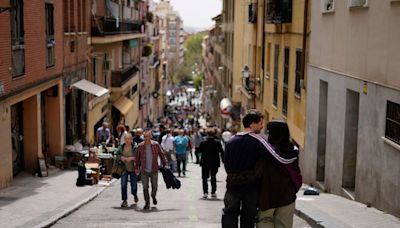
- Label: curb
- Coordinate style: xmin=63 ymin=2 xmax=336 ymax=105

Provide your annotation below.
xmin=295 ymin=208 xmax=324 ymax=228
xmin=36 ymin=179 xmax=118 ymax=228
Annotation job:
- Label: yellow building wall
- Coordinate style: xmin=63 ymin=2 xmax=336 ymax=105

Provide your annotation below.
xmin=262 ymin=0 xmax=308 ymax=149
xmin=125 ymin=93 xmax=139 ymax=128
xmin=232 ymin=0 xmax=246 ymax=104
xmin=88 ymin=98 xmax=108 ymax=145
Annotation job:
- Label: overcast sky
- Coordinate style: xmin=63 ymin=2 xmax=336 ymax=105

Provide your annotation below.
xmin=155 ymin=0 xmax=222 ymax=29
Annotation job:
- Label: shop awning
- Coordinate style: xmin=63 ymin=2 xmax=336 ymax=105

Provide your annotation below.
xmin=113 ymin=96 xmax=134 ymax=116
xmin=71 ymin=79 xmax=109 ymax=97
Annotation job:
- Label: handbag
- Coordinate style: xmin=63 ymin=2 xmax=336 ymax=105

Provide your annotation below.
xmin=111 ymin=160 xmax=125 ymax=179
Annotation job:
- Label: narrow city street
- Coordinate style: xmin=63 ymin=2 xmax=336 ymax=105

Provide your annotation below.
xmin=51 ymin=163 xmax=310 ymax=228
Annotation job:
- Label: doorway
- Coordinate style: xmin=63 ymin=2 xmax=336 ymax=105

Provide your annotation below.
xmin=11 ymin=102 xmax=24 ymax=176
xmin=316 ymin=80 xmax=328 ymax=182
xmin=342 ymin=89 xmax=359 ymax=196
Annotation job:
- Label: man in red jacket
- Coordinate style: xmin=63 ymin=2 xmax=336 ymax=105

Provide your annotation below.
xmin=136 ymin=129 xmax=168 ymax=210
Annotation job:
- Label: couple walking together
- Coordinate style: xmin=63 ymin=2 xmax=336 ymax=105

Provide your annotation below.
xmin=115 ymin=130 xmax=168 ymax=209
xmin=222 ymin=110 xmax=302 ymax=228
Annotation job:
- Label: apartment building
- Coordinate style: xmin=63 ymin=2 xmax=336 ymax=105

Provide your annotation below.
xmin=262 ymin=0 xmax=309 ymax=152
xmin=304 ymin=0 xmax=400 ymax=216
xmin=90 ymin=0 xmax=145 ymax=140
xmin=145 ymin=7 xmax=164 ymax=124
xmin=166 ymin=12 xmax=184 ymax=73
xmin=0 ymin=0 xmax=64 ymax=188
xmin=203 ymin=14 xmax=230 ymax=128
xmin=63 ymin=0 xmax=96 ymax=146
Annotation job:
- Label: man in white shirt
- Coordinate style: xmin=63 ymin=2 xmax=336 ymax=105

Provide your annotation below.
xmin=161 ymin=129 xmax=176 ymax=171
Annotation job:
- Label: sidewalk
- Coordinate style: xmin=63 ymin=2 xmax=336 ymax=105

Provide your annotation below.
xmin=295 ymin=186 xmax=400 ymax=227
xmin=0 ymin=168 xmax=114 ymax=228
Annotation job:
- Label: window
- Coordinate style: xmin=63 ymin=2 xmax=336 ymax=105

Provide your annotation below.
xmin=295 ymin=49 xmax=303 ymax=96
xmin=266 ymin=43 xmax=271 ymax=76
xmin=322 ymin=0 xmax=335 ymax=13
xmin=266 ymin=0 xmax=292 ymax=24
xmin=385 ymin=101 xmax=400 ymax=145
xmin=282 ymin=47 xmax=289 ymax=116
xmin=10 ymin=0 xmax=25 ymax=77
xmin=46 ymin=3 xmax=55 ymax=67
xmin=70 ymin=0 xmax=75 ymax=31
xmin=273 ymin=44 xmax=279 ymax=107
xmin=248 ymin=3 xmax=257 ymax=23
xmin=63 ymin=0 xmax=76 ymax=32
xmin=348 ymin=0 xmax=368 ymax=8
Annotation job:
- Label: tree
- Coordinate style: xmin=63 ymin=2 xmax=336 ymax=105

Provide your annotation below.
xmin=172 ymin=32 xmax=206 ymax=85
xmin=193 ymin=72 xmax=204 ymax=90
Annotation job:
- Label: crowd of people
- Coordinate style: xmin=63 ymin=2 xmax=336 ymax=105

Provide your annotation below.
xmin=96 ymin=88 xmax=302 ymax=227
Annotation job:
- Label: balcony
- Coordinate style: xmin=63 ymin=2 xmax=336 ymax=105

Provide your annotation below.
xmin=266 ymin=0 xmax=292 ymax=24
xmin=92 ymin=17 xmax=142 ymax=36
xmin=111 ymin=64 xmax=139 ymax=87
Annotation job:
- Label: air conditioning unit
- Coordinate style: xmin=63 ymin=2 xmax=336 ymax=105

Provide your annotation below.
xmin=348 ymin=0 xmax=368 ymax=7
xmin=104 ymin=60 xmax=112 ymax=71
xmin=321 ymin=0 xmax=335 ymax=13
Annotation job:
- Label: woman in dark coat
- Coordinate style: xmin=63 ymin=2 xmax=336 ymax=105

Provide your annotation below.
xmin=199 ymin=128 xmax=224 ymax=198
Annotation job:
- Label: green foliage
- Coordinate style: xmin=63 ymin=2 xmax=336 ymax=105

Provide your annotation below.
xmin=193 ymin=72 xmax=204 ymax=90
xmin=173 ymin=64 xmax=192 ymax=83
xmin=184 ymin=32 xmax=206 ymax=67
xmin=173 ymin=32 xmax=205 ymax=84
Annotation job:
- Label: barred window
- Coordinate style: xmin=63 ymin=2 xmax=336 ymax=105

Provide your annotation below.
xmin=385 ymin=101 xmax=400 ymax=145
xmin=295 ymin=49 xmax=303 ymax=96
xmin=282 ymin=47 xmax=289 ymax=116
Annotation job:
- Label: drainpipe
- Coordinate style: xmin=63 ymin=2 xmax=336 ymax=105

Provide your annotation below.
xmin=302 ymin=0 xmax=309 ymax=87
xmin=260 ymin=0 xmax=266 ymax=103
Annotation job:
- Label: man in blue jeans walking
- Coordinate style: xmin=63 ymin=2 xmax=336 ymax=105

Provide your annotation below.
xmin=222 ymin=110 xmax=267 ymax=227
xmin=174 ymin=129 xmax=189 ymax=177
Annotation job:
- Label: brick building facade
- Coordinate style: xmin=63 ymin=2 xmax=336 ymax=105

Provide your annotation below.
xmin=0 ymin=0 xmax=64 ymax=188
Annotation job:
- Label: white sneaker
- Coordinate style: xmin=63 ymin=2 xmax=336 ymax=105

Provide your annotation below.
xmin=203 ymin=193 xmax=208 ymax=199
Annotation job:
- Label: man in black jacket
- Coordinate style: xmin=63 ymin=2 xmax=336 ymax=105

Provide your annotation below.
xmin=199 ymin=128 xmax=224 ymax=198
xmin=225 ymin=120 xmax=301 ymax=228
xmin=222 ymin=110 xmax=267 ymax=228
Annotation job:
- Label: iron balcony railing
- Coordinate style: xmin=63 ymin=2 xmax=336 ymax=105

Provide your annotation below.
xmin=111 ymin=63 xmax=139 ymax=87
xmin=92 ymin=17 xmax=142 ymax=36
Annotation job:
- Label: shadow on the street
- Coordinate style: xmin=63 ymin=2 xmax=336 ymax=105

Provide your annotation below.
xmin=134 ymin=207 xmax=181 ymax=213
xmin=111 ymin=204 xmax=139 ymax=210
xmin=200 ymin=198 xmax=223 ymax=201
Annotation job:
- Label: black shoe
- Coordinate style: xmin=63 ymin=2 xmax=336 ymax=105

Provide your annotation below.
xmin=144 ymin=202 xmax=150 ymax=210
xmin=183 ymin=172 xmax=186 ymax=176
xmin=178 ymin=173 xmax=181 ymax=177
xmin=134 ymin=195 xmax=139 ymax=203
xmin=152 ymin=197 xmax=157 ymax=205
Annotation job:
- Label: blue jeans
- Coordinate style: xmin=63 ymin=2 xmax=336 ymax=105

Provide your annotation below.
xmin=121 ymin=171 xmax=138 ymax=201
xmin=176 ymin=153 xmax=187 ymax=175
xmin=221 ymin=186 xmax=259 ymax=228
